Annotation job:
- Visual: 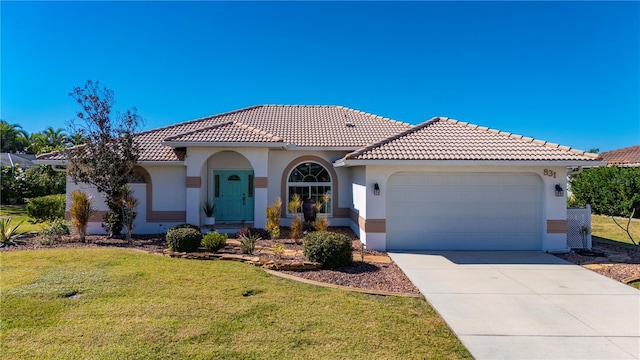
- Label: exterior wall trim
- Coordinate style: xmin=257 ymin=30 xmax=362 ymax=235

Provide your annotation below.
xmin=255 ymin=177 xmax=268 ymax=188
xmin=547 ymin=219 xmax=568 ymax=234
xmin=186 ymin=176 xmax=202 ymax=188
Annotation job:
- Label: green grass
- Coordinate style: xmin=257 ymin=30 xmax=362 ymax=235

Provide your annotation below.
xmin=0 ymin=205 xmax=48 ymax=233
xmin=0 ymin=248 xmax=470 ymax=359
xmin=591 ymin=214 xmax=640 ymax=247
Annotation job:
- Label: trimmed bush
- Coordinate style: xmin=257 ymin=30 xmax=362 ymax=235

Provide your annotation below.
xmin=168 ymin=223 xmax=201 ymax=233
xmin=166 ymin=228 xmax=203 ymax=252
xmin=26 ymin=194 xmax=65 ymax=222
xmin=202 ymin=232 xmax=228 ymax=252
xmin=236 ymin=227 xmax=270 ymax=240
xmin=302 ymin=231 xmax=353 ymax=268
xmin=39 ymin=219 xmax=70 ymax=245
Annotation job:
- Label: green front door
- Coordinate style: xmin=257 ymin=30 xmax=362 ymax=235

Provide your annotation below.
xmin=213 ymin=170 xmax=254 ymax=222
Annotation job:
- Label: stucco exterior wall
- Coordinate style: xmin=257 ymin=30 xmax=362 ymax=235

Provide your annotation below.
xmin=146 ymin=165 xmax=186 ymax=211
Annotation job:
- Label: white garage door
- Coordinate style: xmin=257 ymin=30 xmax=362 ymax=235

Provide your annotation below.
xmin=386 ymin=172 xmax=543 ymax=251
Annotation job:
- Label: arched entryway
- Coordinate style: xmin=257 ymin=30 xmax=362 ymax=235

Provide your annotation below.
xmin=207 ymin=151 xmax=255 ymax=223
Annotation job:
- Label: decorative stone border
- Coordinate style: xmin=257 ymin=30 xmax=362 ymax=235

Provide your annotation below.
xmin=162 ymin=250 xmax=321 ymax=270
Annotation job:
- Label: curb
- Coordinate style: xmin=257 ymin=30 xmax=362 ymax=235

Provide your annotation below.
xmin=263 ymin=268 xmax=424 ymax=298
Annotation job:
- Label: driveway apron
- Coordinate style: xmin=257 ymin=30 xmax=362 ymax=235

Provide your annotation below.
xmin=389 ymin=251 xmax=640 ymax=359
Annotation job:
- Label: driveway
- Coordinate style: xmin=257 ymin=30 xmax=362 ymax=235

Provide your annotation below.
xmin=389 ymin=251 xmax=640 ymax=359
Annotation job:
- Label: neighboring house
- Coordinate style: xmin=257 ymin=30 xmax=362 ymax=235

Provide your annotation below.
xmin=597 ymin=144 xmax=640 ymax=167
xmin=0 ymin=153 xmax=37 ymax=170
xmin=36 ymin=105 xmax=601 ymax=252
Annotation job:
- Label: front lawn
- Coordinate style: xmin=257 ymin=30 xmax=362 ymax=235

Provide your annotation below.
xmin=0 ymin=204 xmax=47 ymax=233
xmin=591 ymin=214 xmax=640 ymax=247
xmin=0 ymin=248 xmax=470 ymax=359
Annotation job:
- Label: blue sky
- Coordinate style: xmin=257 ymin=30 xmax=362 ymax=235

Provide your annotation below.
xmin=2 ymin=1 xmax=638 ymax=152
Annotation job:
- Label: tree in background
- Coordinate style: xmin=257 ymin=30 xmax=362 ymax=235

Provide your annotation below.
xmin=570 ymin=166 xmax=640 ymax=247
xmin=0 ymin=121 xmax=29 ymax=153
xmin=65 ymin=80 xmax=141 ymax=237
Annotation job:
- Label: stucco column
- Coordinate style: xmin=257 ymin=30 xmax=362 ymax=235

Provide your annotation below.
xmin=184 ymin=148 xmax=210 ymax=226
xmin=243 ymin=149 xmax=269 ymax=229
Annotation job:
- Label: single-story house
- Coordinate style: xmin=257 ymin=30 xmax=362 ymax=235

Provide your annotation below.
xmin=37 ymin=105 xmax=602 ymax=252
xmin=597 ymin=144 xmax=640 ymax=167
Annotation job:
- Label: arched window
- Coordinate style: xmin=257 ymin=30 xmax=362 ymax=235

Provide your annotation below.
xmin=128 ymin=168 xmax=148 ymax=184
xmin=287 ymin=162 xmax=332 ymax=215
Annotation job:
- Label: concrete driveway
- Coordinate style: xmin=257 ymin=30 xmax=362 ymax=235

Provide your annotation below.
xmin=389 ymin=251 xmax=640 ymax=359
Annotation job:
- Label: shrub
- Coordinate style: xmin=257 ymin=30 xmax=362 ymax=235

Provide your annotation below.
xmin=166 ymin=228 xmax=203 ymax=252
xmin=272 ymin=241 xmax=285 ymax=260
xmin=302 ymin=231 xmax=353 ymax=268
xmin=168 ymin=223 xmax=201 ymax=233
xmin=120 ymin=185 xmax=138 ymax=244
xmin=24 ymin=165 xmax=66 ymax=198
xmin=236 ymin=227 xmax=270 ymax=240
xmin=26 ymin=194 xmax=65 ymax=222
xmin=69 ymin=190 xmax=95 ymax=243
xmin=202 ymin=232 xmax=228 ymax=252
xmin=266 ymin=197 xmax=282 ymax=239
xmin=239 ymin=233 xmax=261 ymax=254
xmin=39 ymin=219 xmax=71 ymax=245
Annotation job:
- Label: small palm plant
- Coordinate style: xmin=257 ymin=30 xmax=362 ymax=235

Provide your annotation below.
xmin=202 ymin=200 xmax=215 ymax=217
xmin=0 ymin=217 xmax=24 ymax=247
xmin=314 ymin=193 xmax=330 ymax=232
xmin=288 ymin=193 xmax=304 ymax=241
xmin=266 ymin=197 xmax=282 ymax=239
xmin=70 ymin=190 xmax=95 ymax=243
xmin=239 ymin=233 xmax=261 ymax=255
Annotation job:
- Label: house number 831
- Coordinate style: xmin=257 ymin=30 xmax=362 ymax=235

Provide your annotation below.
xmin=543 ymin=169 xmax=556 ymax=178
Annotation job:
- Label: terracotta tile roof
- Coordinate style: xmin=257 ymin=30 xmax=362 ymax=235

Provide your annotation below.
xmin=39 ymin=105 xmax=412 ymax=162
xmin=597 ymin=145 xmax=640 ymax=166
xmin=341 ymin=117 xmax=600 ymax=162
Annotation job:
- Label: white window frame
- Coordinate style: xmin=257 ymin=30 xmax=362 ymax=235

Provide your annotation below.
xmin=286 ymin=161 xmax=332 ymax=216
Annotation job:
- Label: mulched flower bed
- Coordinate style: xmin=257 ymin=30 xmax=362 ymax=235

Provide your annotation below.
xmin=554 ymin=242 xmax=640 ymax=283
xmin=1 ymin=227 xmax=420 ymax=294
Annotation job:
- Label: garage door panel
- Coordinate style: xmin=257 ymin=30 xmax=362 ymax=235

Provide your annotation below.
xmin=387 ymin=172 xmax=543 ymax=251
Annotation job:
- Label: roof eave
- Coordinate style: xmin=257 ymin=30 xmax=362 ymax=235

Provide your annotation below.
xmin=334 ymin=159 xmax=606 ymax=167
xmin=34 ymin=159 xmax=68 ymax=166
xmin=138 ymin=160 xmax=185 ymax=166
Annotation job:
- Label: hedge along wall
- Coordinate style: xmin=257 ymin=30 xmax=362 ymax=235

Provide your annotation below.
xmin=570 ymin=166 xmax=640 ymax=218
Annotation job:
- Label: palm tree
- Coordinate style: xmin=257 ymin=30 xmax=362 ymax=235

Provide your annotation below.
xmin=67 ymin=132 xmax=85 ymax=146
xmin=27 ymin=133 xmax=47 ymax=155
xmin=0 ymin=120 xmax=29 ymax=153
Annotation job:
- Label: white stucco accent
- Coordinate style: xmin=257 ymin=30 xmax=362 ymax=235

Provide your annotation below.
xmin=146 ymin=165 xmax=186 ymax=211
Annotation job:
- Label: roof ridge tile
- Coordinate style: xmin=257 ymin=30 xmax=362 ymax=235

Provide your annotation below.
xmin=163 ymin=121 xmax=234 ymax=141
xmin=344 ymin=117 xmax=442 ymax=160
xmin=138 ymin=105 xmax=264 ymax=137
